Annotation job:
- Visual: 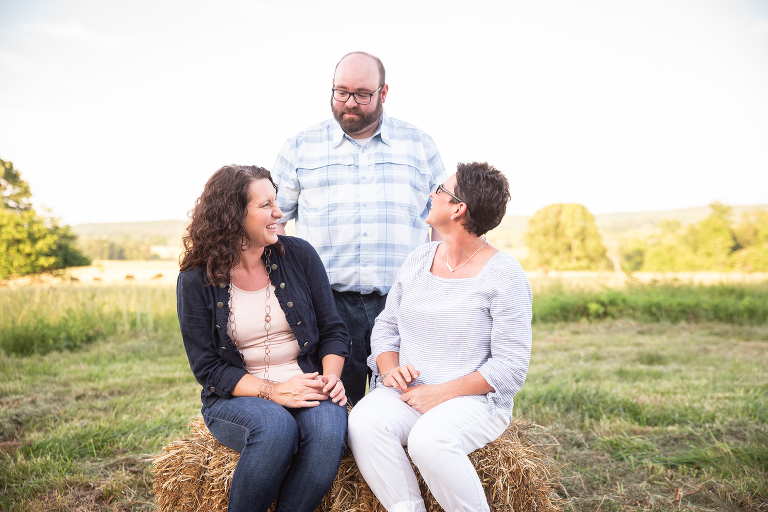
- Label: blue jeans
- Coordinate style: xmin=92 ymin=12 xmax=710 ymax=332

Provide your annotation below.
xmin=334 ymin=290 xmax=388 ymax=406
xmin=202 ymin=397 xmax=347 ymax=512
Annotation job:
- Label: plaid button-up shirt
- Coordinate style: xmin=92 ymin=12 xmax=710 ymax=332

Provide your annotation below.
xmin=272 ymin=113 xmax=448 ymax=295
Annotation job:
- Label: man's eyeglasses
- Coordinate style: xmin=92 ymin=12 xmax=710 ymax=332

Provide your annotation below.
xmin=436 ymin=183 xmax=464 ymax=203
xmin=332 ymin=85 xmax=384 ymax=105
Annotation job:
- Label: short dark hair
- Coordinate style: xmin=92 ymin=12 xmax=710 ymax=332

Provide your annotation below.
xmin=334 ymin=51 xmax=386 ymax=87
xmin=180 ymin=165 xmax=281 ymax=285
xmin=452 ymin=162 xmax=510 ymax=236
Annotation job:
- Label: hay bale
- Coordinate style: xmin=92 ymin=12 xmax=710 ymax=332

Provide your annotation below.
xmin=152 ymin=416 xmax=561 ymax=512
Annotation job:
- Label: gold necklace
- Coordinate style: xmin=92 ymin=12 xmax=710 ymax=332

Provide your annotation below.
xmin=445 ymin=238 xmax=487 ymax=273
xmin=228 ymin=248 xmax=275 ymax=399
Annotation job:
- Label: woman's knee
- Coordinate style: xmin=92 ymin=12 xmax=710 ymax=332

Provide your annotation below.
xmin=348 ymin=401 xmax=383 ymax=445
xmin=407 ymin=422 xmax=452 ymax=467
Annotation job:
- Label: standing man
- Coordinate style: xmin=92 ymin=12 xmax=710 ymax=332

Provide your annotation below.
xmin=272 ymin=52 xmax=447 ymax=405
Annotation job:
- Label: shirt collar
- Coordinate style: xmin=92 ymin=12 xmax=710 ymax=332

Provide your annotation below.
xmin=331 ymin=112 xmax=389 ymax=148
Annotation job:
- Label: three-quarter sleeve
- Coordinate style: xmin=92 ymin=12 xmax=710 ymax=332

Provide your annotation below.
xmin=476 ymin=262 xmax=533 ymax=415
xmin=367 ymin=274 xmax=405 ymax=390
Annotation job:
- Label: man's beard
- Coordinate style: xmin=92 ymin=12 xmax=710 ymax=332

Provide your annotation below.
xmin=331 ymin=95 xmax=383 ymax=135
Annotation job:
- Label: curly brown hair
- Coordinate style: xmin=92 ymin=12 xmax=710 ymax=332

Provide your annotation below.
xmin=179 ymin=165 xmax=282 ymax=285
xmin=452 ymin=162 xmax=511 ymax=236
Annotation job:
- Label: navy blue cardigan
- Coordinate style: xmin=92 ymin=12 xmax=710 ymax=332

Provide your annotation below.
xmin=177 ymin=235 xmax=350 ymax=409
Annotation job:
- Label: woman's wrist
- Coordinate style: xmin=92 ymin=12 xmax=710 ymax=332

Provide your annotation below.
xmin=258 ymin=379 xmax=277 ymax=401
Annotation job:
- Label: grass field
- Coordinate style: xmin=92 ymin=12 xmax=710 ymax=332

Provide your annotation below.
xmin=1 ymin=282 xmax=767 ymax=511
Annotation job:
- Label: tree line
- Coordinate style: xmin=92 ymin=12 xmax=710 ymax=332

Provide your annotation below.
xmin=3 ymin=155 xmax=766 ymax=278
xmin=524 ymin=202 xmax=768 ymax=272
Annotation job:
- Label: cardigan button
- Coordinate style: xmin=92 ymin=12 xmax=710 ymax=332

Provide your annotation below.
xmin=219 ymin=282 xmax=226 ymax=288
xmin=287 ymin=302 xmax=293 ymax=308
xmin=280 ymin=283 xmax=285 ymax=289
xmin=216 ymin=325 xmax=221 ymax=330
xmin=221 ymin=346 xmax=227 ymax=350
xmin=217 ymin=302 xmax=224 ymax=308
xmin=303 ymin=342 xmax=308 ymax=347
xmin=297 ymin=321 xmax=301 ymax=326
xmin=209 ymin=386 xmax=215 ymax=392
xmin=271 ymin=264 xmax=278 ymax=270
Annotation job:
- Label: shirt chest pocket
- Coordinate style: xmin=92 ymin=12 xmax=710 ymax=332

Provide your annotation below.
xmin=374 ymin=155 xmax=432 ymax=215
xmin=296 ymin=157 xmax=358 ymax=212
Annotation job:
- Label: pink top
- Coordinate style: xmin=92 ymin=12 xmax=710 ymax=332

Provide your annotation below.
xmin=227 ymin=283 xmax=304 ymax=383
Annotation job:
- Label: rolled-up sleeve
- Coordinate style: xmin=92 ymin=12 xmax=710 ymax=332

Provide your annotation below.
xmin=177 ymin=271 xmax=247 ymax=399
xmin=477 ymin=266 xmax=533 ymax=410
xmin=272 ymin=140 xmax=301 ymax=223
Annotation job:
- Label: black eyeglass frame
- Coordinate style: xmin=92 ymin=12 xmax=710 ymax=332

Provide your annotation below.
xmin=331 ymin=84 xmax=384 ymax=105
xmin=436 ymin=183 xmax=464 ymax=203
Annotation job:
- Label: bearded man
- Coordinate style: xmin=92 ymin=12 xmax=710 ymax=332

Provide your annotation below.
xmin=272 ymin=51 xmax=447 ymax=406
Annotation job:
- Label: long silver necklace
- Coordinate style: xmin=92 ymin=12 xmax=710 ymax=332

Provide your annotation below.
xmin=446 ymin=238 xmax=487 ymax=272
xmin=228 ymin=248 xmax=275 ymax=399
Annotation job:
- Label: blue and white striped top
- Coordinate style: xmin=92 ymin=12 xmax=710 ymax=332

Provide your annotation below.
xmin=368 ymin=242 xmax=533 ymax=419
xmin=271 ymin=113 xmax=447 ymax=295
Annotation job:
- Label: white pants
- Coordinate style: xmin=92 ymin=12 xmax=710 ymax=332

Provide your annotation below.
xmin=348 ymin=387 xmax=510 ymax=512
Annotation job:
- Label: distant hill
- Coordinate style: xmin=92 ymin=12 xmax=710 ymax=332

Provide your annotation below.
xmin=71 ymin=220 xmax=188 ymax=244
xmin=593 ymin=204 xmax=768 ymax=234
xmin=71 ymin=204 xmax=768 ymax=249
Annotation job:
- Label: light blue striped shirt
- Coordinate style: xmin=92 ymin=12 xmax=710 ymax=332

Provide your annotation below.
xmin=272 ymin=113 xmax=448 ymax=295
xmin=368 ymin=242 xmax=533 ymax=419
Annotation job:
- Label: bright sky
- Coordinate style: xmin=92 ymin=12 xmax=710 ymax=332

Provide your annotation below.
xmin=1 ymin=0 xmax=767 ymax=225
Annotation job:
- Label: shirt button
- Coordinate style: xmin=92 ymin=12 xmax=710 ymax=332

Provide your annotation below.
xmin=363 ymin=232 xmax=368 ymax=237
xmin=216 ymin=302 xmax=224 ymax=308
xmin=362 ymin=202 xmax=367 ymax=207
xmin=363 ymin=263 xmax=367 ymax=267
xmin=287 ymin=302 xmax=293 ymax=308
xmin=362 ymin=176 xmax=367 ymax=179
xmin=219 ymin=283 xmax=227 ymax=288
xmin=271 ymin=264 xmax=278 ymax=270
xmin=280 ymin=283 xmax=285 ymax=289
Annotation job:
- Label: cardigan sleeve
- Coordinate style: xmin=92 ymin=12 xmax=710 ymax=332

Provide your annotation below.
xmin=177 ymin=270 xmax=247 ymax=399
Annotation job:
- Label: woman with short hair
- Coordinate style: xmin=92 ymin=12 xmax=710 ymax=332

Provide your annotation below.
xmin=177 ymin=164 xmax=350 ymax=512
xmin=348 ymin=162 xmax=533 ymax=512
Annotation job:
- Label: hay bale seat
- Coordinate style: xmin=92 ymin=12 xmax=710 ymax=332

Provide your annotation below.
xmin=152 ymin=415 xmax=561 ymax=512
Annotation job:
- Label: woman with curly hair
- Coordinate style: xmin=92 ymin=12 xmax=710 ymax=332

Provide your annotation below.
xmin=177 ymin=164 xmax=350 ymax=512
xmin=348 ymin=162 xmax=533 ymax=512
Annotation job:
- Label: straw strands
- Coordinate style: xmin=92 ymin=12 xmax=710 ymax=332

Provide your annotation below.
xmin=151 ymin=416 xmax=561 ymax=512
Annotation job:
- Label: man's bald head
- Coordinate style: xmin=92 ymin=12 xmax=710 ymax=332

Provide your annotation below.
xmin=334 ymin=52 xmax=386 ymax=87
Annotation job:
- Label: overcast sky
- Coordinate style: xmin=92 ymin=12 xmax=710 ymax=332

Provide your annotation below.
xmin=1 ymin=0 xmax=767 ymax=225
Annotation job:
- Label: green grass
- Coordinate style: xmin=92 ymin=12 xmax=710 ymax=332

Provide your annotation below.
xmin=0 ymin=285 xmax=178 ymax=356
xmin=532 ymin=281 xmax=768 ymax=324
xmin=1 ymin=284 xmax=767 ymax=510
xmin=518 ymin=321 xmax=768 ymax=511
xmin=0 ymin=327 xmax=198 ymax=511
